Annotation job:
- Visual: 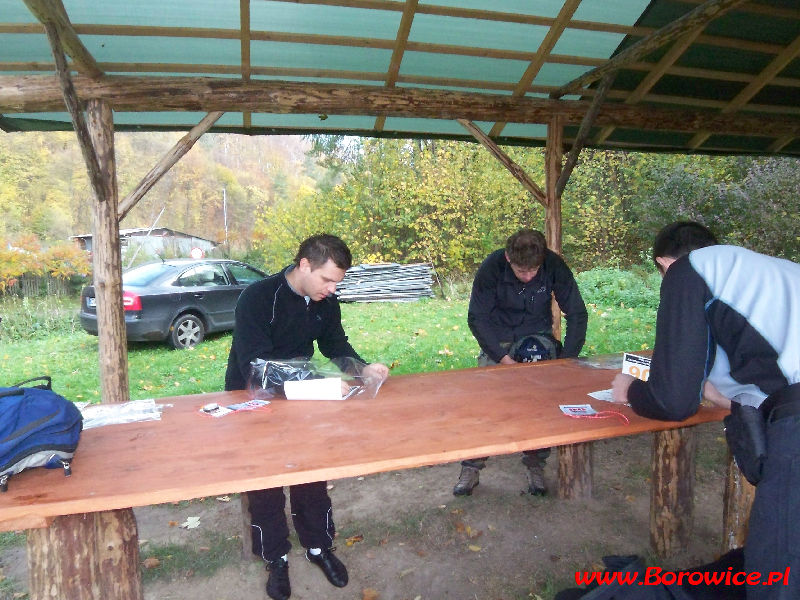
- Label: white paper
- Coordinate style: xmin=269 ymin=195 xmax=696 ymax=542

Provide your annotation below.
xmin=284 ymin=377 xmax=346 ymax=400
xmin=622 ymin=353 xmax=651 ymax=381
xmin=560 ymin=404 xmax=597 ymax=416
xmin=588 ymin=388 xmax=614 ymax=402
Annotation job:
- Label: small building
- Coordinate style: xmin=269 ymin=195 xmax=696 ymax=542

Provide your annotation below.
xmin=71 ymin=228 xmax=218 ymax=259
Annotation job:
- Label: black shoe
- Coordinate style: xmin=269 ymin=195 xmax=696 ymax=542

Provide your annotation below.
xmin=266 ymin=557 xmax=290 ymax=600
xmin=525 ymin=462 xmax=547 ymax=496
xmin=306 ymin=548 xmax=348 ymax=588
xmin=453 ymin=465 xmax=480 ymax=496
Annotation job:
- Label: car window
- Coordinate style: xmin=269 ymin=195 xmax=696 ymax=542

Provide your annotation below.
xmin=175 ymin=264 xmax=228 ymax=287
xmin=227 ymin=263 xmax=265 ymax=285
xmin=123 ymin=263 xmax=176 ymax=286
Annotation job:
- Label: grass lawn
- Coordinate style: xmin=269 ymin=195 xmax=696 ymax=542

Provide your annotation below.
xmin=0 ymin=295 xmax=656 ymax=402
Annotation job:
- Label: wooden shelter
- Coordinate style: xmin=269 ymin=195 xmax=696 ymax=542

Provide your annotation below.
xmin=2 ymin=0 xmax=798 ymax=597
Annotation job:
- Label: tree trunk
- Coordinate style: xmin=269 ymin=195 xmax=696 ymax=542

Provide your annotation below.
xmin=27 ymin=510 xmax=142 ymax=600
xmin=722 ymin=451 xmax=755 ymax=551
xmin=650 ymin=427 xmax=696 ymax=557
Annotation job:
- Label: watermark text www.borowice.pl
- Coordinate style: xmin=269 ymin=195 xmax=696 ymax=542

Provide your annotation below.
xmin=575 ymin=566 xmax=790 ymax=587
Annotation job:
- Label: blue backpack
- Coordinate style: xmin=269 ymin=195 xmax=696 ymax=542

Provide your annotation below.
xmin=0 ymin=377 xmax=83 ymax=492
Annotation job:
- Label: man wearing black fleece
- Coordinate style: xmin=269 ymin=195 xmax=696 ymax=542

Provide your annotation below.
xmin=225 ymin=234 xmax=388 ymax=600
xmin=453 ymin=228 xmax=588 ymax=497
xmin=612 ymin=221 xmax=800 ymax=600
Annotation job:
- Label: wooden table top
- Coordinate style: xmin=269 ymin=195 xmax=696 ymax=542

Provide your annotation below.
xmin=0 ymin=358 xmax=727 ymax=532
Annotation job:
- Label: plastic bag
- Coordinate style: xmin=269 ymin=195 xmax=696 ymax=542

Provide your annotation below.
xmin=247 ymin=357 xmax=385 ymax=401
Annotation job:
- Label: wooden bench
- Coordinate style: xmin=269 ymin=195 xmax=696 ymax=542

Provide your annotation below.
xmin=0 ymin=358 xmax=730 ymax=599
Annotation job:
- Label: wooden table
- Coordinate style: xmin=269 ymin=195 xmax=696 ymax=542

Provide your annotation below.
xmin=0 ymin=358 xmax=729 ymax=599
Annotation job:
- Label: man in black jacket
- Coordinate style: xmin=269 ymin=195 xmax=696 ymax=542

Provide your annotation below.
xmin=453 ymin=228 xmax=588 ymax=497
xmin=225 ymin=234 xmax=389 ymax=600
xmin=611 ymin=221 xmax=800 ymax=600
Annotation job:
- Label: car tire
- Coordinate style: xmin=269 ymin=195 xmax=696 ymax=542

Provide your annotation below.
xmin=168 ymin=314 xmax=205 ymax=349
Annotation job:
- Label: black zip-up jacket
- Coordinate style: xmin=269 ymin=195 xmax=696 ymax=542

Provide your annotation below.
xmin=467 ymin=249 xmax=588 ymax=362
xmin=224 ymin=266 xmax=362 ymax=391
xmin=628 ymin=246 xmax=800 ymax=421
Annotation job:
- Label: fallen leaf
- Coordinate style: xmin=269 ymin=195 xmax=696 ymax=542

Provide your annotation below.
xmin=142 ymin=557 xmax=160 ymax=569
xmin=168 ymin=521 xmax=178 ymax=527
xmin=454 ymin=521 xmax=465 ymax=534
xmin=468 ymin=544 xmax=481 ymax=552
xmin=362 ymin=588 xmax=380 ymax=600
xmin=198 ymin=546 xmax=210 ymax=552
xmin=216 ymin=496 xmax=231 ymax=503
xmin=399 ymin=568 xmax=415 ymax=577
xmin=450 ymin=508 xmax=463 ymax=515
xmin=179 ymin=517 xmax=201 ymax=529
xmin=378 ymin=537 xmax=388 ymax=546
xmin=416 ymin=550 xmax=427 ymax=557
xmin=327 ymin=483 xmax=334 ymax=490
xmin=345 ymin=534 xmax=364 ymax=546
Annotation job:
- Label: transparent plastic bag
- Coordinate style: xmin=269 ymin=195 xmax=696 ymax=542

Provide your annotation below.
xmin=247 ymin=357 xmax=386 ymax=400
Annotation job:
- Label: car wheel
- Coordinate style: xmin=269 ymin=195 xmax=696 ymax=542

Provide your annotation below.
xmin=168 ymin=314 xmax=205 ymax=349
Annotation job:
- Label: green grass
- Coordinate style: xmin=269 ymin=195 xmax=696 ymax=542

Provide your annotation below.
xmin=0 ymin=269 xmax=659 ymax=400
xmin=139 ymin=531 xmax=242 ymax=584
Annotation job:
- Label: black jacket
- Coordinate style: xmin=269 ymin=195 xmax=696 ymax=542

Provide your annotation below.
xmin=467 ymin=249 xmax=588 ymax=362
xmin=224 ymin=267 xmax=362 ymax=391
xmin=628 ymin=246 xmax=800 ymax=421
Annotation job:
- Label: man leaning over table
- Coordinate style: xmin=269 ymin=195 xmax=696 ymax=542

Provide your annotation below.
xmin=454 ymin=228 xmax=588 ymax=497
xmin=610 ymin=221 xmax=800 ymax=600
xmin=225 ymin=233 xmax=389 ymax=600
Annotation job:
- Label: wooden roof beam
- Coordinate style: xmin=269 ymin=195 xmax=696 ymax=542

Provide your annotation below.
xmin=689 ymin=32 xmax=800 ymax=149
xmin=459 ymin=119 xmax=546 ymax=207
xmin=22 ymin=0 xmax=103 ymax=79
xmin=489 ymin=0 xmax=581 ymax=138
xmin=595 ymin=30 xmax=702 ymax=144
xmin=118 ymin=112 xmax=225 ymax=222
xmin=551 ymin=0 xmax=748 ymax=99
xmin=375 ymin=0 xmax=418 ymax=132
xmin=3 ymin=76 xmax=800 ymax=139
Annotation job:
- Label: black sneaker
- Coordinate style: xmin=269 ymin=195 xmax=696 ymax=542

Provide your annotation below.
xmin=453 ymin=465 xmax=480 ymax=496
xmin=306 ymin=548 xmax=348 ymax=588
xmin=266 ymin=556 xmax=290 ymax=600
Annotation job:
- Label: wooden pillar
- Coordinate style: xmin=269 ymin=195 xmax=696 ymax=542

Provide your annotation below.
xmin=650 ymin=427 xmax=696 ymax=557
xmin=547 ymin=116 xmax=591 ymax=499
xmin=722 ymin=452 xmax=755 ymax=551
xmin=87 ymin=99 xmax=130 ymax=404
xmin=27 ymin=510 xmax=141 ymax=600
xmin=558 ymin=442 xmax=593 ymax=499
xmin=27 ymin=100 xmax=141 ymax=600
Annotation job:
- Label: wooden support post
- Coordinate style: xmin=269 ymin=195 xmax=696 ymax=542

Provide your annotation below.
xmin=27 ymin=509 xmax=142 ymax=600
xmin=651 ymin=427 xmax=696 ymax=557
xmin=240 ymin=493 xmax=256 ymax=560
xmin=722 ymin=452 xmax=755 ymax=551
xmin=558 ymin=443 xmax=593 ymax=499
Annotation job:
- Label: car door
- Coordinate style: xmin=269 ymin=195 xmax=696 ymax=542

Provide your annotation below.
xmin=173 ymin=263 xmax=238 ymax=331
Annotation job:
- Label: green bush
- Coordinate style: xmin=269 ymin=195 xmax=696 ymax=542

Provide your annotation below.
xmin=576 ymin=267 xmax=660 ymax=309
xmin=0 ymin=296 xmax=81 ymax=341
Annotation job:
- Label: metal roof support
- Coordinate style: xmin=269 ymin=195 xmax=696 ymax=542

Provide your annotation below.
xmin=551 ymin=0 xmax=749 ymax=99
xmin=118 ymin=111 xmax=225 ymax=221
xmin=555 ymin=73 xmax=615 ymax=198
xmin=458 ymin=119 xmax=547 ymax=207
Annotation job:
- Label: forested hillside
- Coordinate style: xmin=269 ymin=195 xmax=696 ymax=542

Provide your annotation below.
xmin=1 ymin=131 xmax=797 ymax=282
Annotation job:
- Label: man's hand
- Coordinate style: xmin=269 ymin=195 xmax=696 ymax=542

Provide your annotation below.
xmin=611 ymin=373 xmax=636 ymax=404
xmin=703 ymin=380 xmax=731 ymax=409
xmin=362 ymin=362 xmax=389 ymax=381
xmin=499 ymin=354 xmax=516 ymax=365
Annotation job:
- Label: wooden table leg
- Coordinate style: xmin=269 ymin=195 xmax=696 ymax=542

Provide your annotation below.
xmin=651 ymin=427 xmax=696 ymax=557
xmin=27 ymin=508 xmax=142 ymax=600
xmin=558 ymin=442 xmax=593 ymax=499
xmin=722 ymin=451 xmax=755 ymax=551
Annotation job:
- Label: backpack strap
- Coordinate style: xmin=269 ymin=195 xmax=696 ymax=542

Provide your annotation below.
xmin=11 ymin=376 xmax=52 ymax=390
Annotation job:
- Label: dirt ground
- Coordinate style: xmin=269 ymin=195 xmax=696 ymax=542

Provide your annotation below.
xmin=1 ymin=422 xmax=730 ymax=600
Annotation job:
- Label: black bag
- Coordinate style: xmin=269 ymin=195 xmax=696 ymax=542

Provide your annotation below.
xmin=724 ymin=402 xmax=767 ymax=486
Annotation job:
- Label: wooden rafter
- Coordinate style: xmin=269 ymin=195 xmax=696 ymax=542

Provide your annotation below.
xmin=458 ymin=119 xmax=546 ymax=207
xmin=688 ymin=32 xmax=800 ymax=149
xmin=595 ymin=30 xmax=702 ymax=144
xmin=489 ymin=0 xmax=581 ymax=138
xmin=21 ymin=0 xmax=103 ymax=78
xmin=551 ymin=0 xmax=749 ymax=99
xmin=4 ymin=76 xmax=800 ymax=140
xmin=375 ymin=0 xmax=418 ymax=132
xmin=240 ymin=0 xmax=252 ymax=129
xmin=118 ymin=112 xmax=225 ymax=222
xmin=556 ymin=73 xmax=615 ymax=197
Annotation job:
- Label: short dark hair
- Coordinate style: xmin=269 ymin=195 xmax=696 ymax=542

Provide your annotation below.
xmin=652 ymin=221 xmax=718 ymax=266
xmin=294 ymin=234 xmax=352 ymax=270
xmin=505 ymin=229 xmax=547 ymax=268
